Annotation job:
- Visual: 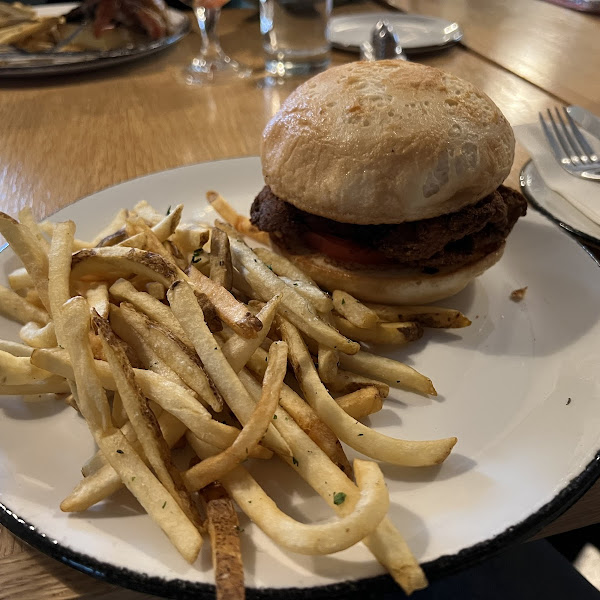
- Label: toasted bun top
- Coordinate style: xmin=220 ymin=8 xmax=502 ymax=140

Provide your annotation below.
xmin=261 ymin=60 xmax=515 ymax=224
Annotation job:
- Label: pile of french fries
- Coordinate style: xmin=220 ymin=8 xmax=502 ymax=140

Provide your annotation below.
xmin=0 ymin=2 xmax=63 ymax=52
xmin=0 ymin=196 xmax=470 ymax=597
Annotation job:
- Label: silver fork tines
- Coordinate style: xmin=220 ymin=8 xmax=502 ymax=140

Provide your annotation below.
xmin=539 ymin=107 xmax=600 ymax=182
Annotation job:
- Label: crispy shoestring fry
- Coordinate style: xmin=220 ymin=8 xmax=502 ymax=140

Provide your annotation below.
xmin=0 ymin=284 xmax=49 ymax=325
xmin=30 ymin=349 xmax=270 ymax=453
xmin=188 ymin=435 xmax=390 ymax=555
xmin=220 ymin=223 xmax=359 ymax=355
xmin=240 ymin=371 xmax=427 ymax=593
xmin=280 ymin=318 xmax=457 ymax=467
xmin=93 ymin=311 xmax=202 ymax=528
xmin=167 ymin=280 xmax=291 ymax=458
xmin=200 ymin=483 xmax=245 ymax=600
xmin=220 ymin=294 xmax=281 ymax=373
xmin=0 ymin=212 xmax=50 ymax=311
xmin=183 ymin=341 xmax=287 ymax=492
xmin=59 ymin=297 xmax=202 ymax=562
xmin=0 ymin=202 xmax=463 ymax=596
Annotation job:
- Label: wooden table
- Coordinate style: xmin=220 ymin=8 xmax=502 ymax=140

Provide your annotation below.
xmin=1 ymin=1 xmax=599 ymax=597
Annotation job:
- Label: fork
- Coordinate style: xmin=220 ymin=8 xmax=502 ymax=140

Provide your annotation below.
xmin=539 ymin=107 xmax=600 ymax=181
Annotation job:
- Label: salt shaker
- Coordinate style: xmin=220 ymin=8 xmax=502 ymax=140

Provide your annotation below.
xmin=360 ymin=20 xmax=407 ymax=61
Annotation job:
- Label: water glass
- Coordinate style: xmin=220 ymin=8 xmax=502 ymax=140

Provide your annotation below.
xmin=259 ymin=0 xmax=332 ymax=77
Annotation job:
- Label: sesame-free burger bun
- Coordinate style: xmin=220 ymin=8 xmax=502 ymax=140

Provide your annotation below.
xmin=276 ymin=241 xmax=505 ymax=305
xmin=261 ymin=60 xmax=515 ymax=225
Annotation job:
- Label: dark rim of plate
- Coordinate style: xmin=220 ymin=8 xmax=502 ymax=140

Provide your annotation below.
xmin=1 ymin=175 xmax=600 ymax=599
xmin=520 ymin=160 xmax=600 ymax=248
xmin=2 ymin=450 xmax=600 ymax=599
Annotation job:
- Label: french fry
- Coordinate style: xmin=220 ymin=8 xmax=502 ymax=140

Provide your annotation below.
xmin=338 ymin=350 xmax=436 ymax=396
xmin=240 ymin=357 xmax=353 ymax=477
xmin=60 ymin=297 xmax=111 ymax=434
xmin=149 ymin=204 xmax=183 ymax=242
xmin=240 ymin=376 xmax=427 ymax=593
xmin=0 ymin=212 xmax=50 ymax=311
xmin=317 ymin=311 xmax=338 ymax=384
xmin=280 ymin=318 xmax=456 ymax=467
xmin=335 ymin=387 xmax=383 ymax=420
xmin=253 ymin=247 xmax=314 ymax=285
xmin=93 ymin=311 xmax=201 ymax=527
xmin=85 ymin=284 xmax=109 ymax=319
xmin=0 ymin=340 xmax=33 ymax=357
xmin=187 ymin=268 xmax=262 ymax=339
xmin=332 ymin=314 xmax=423 ymax=345
xmin=0 ymin=378 xmax=70 ymax=395
xmin=109 ymin=306 xmax=191 ymax=390
xmin=247 ymin=248 xmax=332 ymax=309
xmin=168 ymin=280 xmax=290 ymax=458
xmin=111 ymin=390 xmax=128 ymax=429
xmin=221 ymin=226 xmax=359 ymax=354
xmin=163 ymin=240 xmax=188 ymax=271
xmin=58 ymin=297 xmax=203 ymax=562
xmin=200 ymin=483 xmax=245 ymax=600
xmin=0 ymin=284 xmax=50 ymax=325
xmin=70 ymin=247 xmax=177 ymax=288
xmin=115 ymin=302 xmax=223 ymax=412
xmin=91 ymin=209 xmax=128 ymax=246
xmin=145 ymin=281 xmax=165 ymax=300
xmin=220 ymin=294 xmax=281 ymax=373
xmin=0 ymin=351 xmax=54 ymax=385
xmin=171 ymin=225 xmax=210 ymax=254
xmin=183 ymin=341 xmax=287 ymax=492
xmin=365 ymin=303 xmax=472 ymax=328
xmin=0 ymin=200 xmax=456 ymax=595
xmin=19 ymin=321 xmax=57 ymax=348
xmin=98 ymin=429 xmax=203 ymax=563
xmin=109 ymin=278 xmax=191 ymax=347
xmin=119 ymin=218 xmax=181 ymax=271
xmin=189 ymin=435 xmax=389 ymax=555
xmin=328 ymin=369 xmax=390 ymax=398
xmin=64 ymin=409 xmax=265 ymax=513
xmin=279 ymin=277 xmax=333 ymax=313
xmin=131 ymin=201 xmax=162 ymax=226
xmin=18 ymin=207 xmax=50 ymax=254
xmin=209 ymin=227 xmax=233 ymax=291
xmin=207 ymin=191 xmax=270 ymax=245
xmin=333 ymin=290 xmax=379 ymax=329
xmin=30 ymin=349 xmax=270 ymax=454
xmin=194 ymin=290 xmax=223 ymax=333
xmin=7 ymin=267 xmax=33 ymax=292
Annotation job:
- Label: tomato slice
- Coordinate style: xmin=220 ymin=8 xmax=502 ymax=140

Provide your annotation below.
xmin=304 ymin=232 xmax=392 ymax=266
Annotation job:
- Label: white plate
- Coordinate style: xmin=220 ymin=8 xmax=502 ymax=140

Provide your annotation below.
xmin=328 ymin=13 xmax=463 ymax=54
xmin=0 ymin=3 xmax=189 ymax=77
xmin=1 ymin=157 xmax=600 ymax=598
xmin=520 ymin=160 xmax=600 ymax=246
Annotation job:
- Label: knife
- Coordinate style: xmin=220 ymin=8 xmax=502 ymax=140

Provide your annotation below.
xmin=567 ymin=105 xmax=600 ymax=141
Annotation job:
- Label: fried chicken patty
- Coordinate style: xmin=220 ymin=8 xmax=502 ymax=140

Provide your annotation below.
xmin=250 ymin=186 xmax=527 ymax=270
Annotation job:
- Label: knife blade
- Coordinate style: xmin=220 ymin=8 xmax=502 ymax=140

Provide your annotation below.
xmin=567 ymin=105 xmax=600 ymax=141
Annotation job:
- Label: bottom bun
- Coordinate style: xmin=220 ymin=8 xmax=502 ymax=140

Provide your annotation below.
xmin=277 ymin=244 xmax=505 ymax=305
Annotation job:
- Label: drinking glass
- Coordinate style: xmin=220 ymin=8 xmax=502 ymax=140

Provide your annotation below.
xmin=260 ymin=0 xmax=332 ymax=77
xmin=184 ymin=0 xmax=252 ymax=85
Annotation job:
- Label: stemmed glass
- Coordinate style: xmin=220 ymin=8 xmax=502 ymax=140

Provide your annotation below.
xmin=183 ymin=0 xmax=252 ymax=85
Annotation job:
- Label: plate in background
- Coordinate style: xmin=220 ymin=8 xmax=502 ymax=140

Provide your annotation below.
xmin=328 ymin=13 xmax=463 ymax=54
xmin=0 ymin=2 xmax=189 ymax=77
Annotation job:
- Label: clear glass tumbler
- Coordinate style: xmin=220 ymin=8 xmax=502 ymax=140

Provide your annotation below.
xmin=260 ymin=0 xmax=332 ymax=77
